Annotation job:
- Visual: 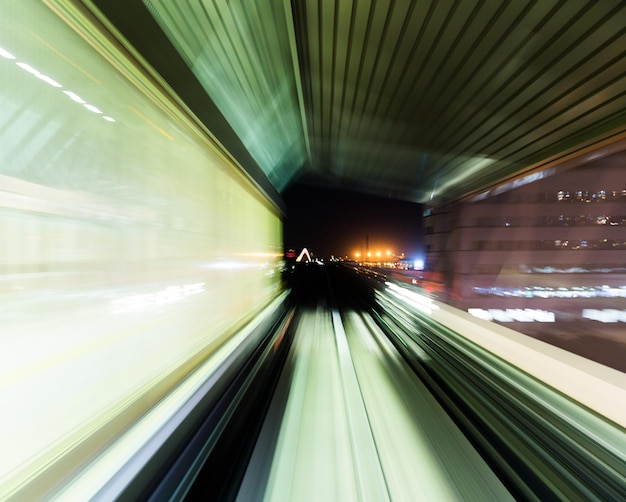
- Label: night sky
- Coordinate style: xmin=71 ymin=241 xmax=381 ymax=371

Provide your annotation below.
xmin=282 ymin=184 xmax=424 ymax=260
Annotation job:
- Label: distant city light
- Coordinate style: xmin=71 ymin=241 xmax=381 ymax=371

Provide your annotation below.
xmin=414 ymin=259 xmax=424 ymax=270
xmin=473 ymin=285 xmax=626 ymax=299
xmin=582 ymin=309 xmax=626 ymax=323
xmin=468 ymin=308 xmax=555 ymax=323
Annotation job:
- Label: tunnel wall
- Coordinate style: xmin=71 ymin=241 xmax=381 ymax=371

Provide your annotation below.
xmin=0 ymin=0 xmax=283 ymax=495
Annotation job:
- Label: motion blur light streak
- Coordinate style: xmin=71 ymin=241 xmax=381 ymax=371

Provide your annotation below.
xmin=473 ymin=285 xmax=626 ymax=299
xmin=2 ymin=0 xmax=625 ymax=498
xmin=374 ymin=276 xmax=626 ymax=499
xmin=57 ymin=294 xmax=288 ymax=501
xmin=204 ymin=260 xmax=264 ymax=271
xmin=430 ymin=156 xmax=496 ymax=200
xmin=428 ymin=302 xmax=626 ymax=429
xmin=242 ymin=272 xmax=514 ymax=501
xmin=111 ymin=283 xmax=206 ymax=314
xmin=15 ymin=61 xmax=41 ymax=75
xmin=0 ymin=1 xmax=282 ymax=498
xmin=84 ymin=103 xmax=103 ymax=114
xmin=582 ymin=309 xmax=626 ymax=323
xmin=143 ymin=0 xmax=307 ymax=190
xmin=375 ymin=279 xmax=626 ymax=429
xmin=330 ymin=307 xmax=388 ymax=500
xmin=129 ymin=105 xmax=172 ymax=140
xmin=468 ymin=308 xmax=556 ymax=323
xmin=0 ymin=46 xmax=16 ymax=59
xmin=385 ymin=282 xmax=438 ymax=315
xmin=63 ymin=90 xmax=86 ymax=103
xmin=2 ymin=43 xmax=115 ymax=122
xmin=34 ymin=73 xmax=62 ymax=87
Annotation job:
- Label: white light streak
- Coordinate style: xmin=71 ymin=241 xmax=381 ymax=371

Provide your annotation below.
xmin=386 ymin=282 xmax=438 ymax=315
xmin=0 ymin=46 xmax=16 ymax=59
xmin=582 ymin=309 xmax=626 ymax=323
xmin=432 ymin=157 xmax=496 ymax=199
xmin=34 ymin=73 xmax=62 ymax=87
xmin=84 ymin=104 xmax=103 ymax=114
xmin=111 ymin=283 xmax=206 ymax=314
xmin=63 ymin=90 xmax=87 ymax=103
xmin=204 ymin=260 xmax=258 ymax=270
xmin=15 ymin=61 xmax=62 ymax=88
xmin=468 ymin=308 xmax=555 ymax=323
xmin=15 ymin=61 xmax=39 ymax=74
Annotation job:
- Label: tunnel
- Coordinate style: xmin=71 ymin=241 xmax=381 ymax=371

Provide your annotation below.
xmin=0 ymin=1 xmax=625 ymax=500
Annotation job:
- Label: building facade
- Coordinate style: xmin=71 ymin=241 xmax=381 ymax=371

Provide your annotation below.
xmin=424 ymin=154 xmax=626 ymax=329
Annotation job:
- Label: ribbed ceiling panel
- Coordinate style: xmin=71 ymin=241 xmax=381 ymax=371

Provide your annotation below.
xmin=292 ymin=0 xmax=626 ymax=202
xmin=143 ymin=0 xmax=307 ymax=190
xmin=96 ymin=0 xmax=626 ymax=203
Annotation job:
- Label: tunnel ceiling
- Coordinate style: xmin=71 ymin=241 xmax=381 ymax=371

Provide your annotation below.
xmin=89 ymin=0 xmax=626 ymax=205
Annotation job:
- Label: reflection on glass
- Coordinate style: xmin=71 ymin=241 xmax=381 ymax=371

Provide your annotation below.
xmin=423 ymin=158 xmax=626 ymax=369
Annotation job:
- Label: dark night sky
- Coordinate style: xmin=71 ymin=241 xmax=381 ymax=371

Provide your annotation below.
xmin=282 ymin=184 xmax=424 ymax=260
